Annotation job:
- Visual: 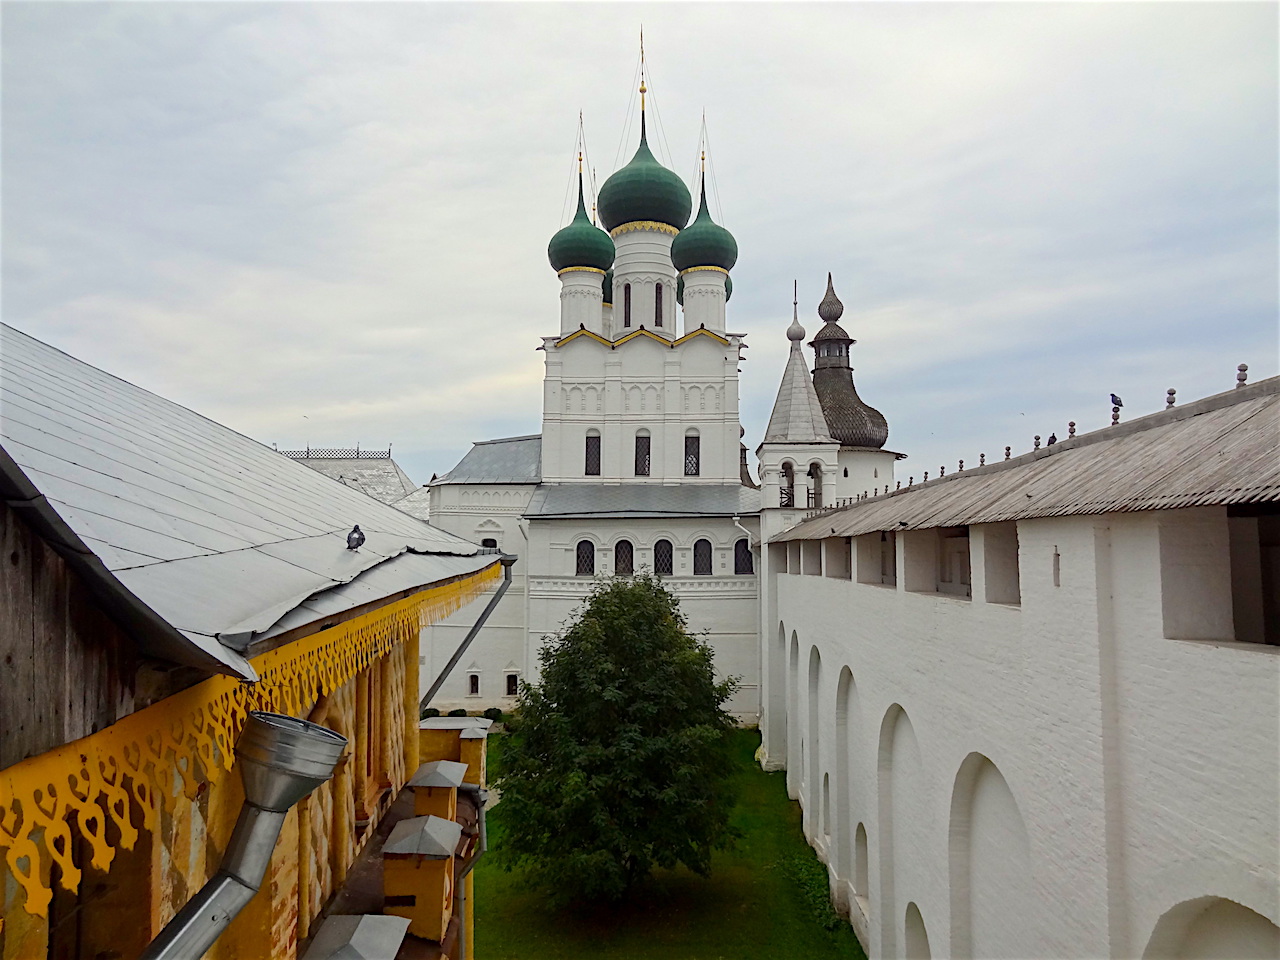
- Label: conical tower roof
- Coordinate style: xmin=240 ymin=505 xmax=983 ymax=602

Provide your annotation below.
xmin=763 ymin=297 xmax=836 ymax=444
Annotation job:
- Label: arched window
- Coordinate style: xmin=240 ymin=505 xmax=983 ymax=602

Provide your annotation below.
xmin=481 ymin=538 xmax=498 ymax=549
xmin=694 ymin=539 xmax=713 ymax=576
xmin=615 ymin=539 xmax=634 ymax=576
xmin=655 ymin=283 xmax=663 ymax=327
xmin=781 ymin=462 xmax=795 ymax=507
xmin=624 ymin=283 xmax=632 ymax=327
xmin=575 ymin=540 xmax=595 ymax=576
xmin=684 ymin=432 xmax=700 ymax=477
xmin=585 ymin=430 xmax=601 ymax=476
xmin=634 ymin=431 xmax=651 ymax=476
xmin=735 ymin=538 xmax=753 ymax=575
xmin=654 ymin=539 xmax=673 ymax=577
xmin=808 ymin=462 xmax=823 ymax=508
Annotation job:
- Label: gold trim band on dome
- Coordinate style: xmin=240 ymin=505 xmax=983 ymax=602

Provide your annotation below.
xmin=0 ymin=561 xmax=501 ymax=918
xmin=609 ymin=221 xmax=680 ymax=238
xmin=679 ymin=266 xmax=730 ymax=277
xmin=556 ymin=266 xmax=606 ymax=276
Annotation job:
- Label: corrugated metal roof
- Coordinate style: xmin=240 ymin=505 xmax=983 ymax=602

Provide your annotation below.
xmin=292 ymin=457 xmax=418 ymax=504
xmin=434 ymin=435 xmax=542 ymax=484
xmin=525 ymin=483 xmax=761 ymax=519
xmin=0 ymin=324 xmax=491 ymax=678
xmin=777 ymin=377 xmax=1280 ymax=542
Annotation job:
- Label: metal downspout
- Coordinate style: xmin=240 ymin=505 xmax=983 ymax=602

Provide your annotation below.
xmin=140 ymin=713 xmax=347 ymax=960
xmin=420 ymin=554 xmax=516 ymax=711
xmin=455 ymin=784 xmax=488 ymax=960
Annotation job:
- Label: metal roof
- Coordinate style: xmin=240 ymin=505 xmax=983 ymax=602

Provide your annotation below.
xmin=383 ymin=814 xmax=463 ymax=858
xmin=391 ymin=486 xmax=431 ymax=521
xmin=433 ymin=434 xmax=542 ymax=485
xmin=525 ymin=483 xmax=761 ymax=519
xmin=290 ymin=457 xmax=418 ymax=504
xmin=778 ymin=377 xmax=1280 ymax=542
xmin=408 ymin=759 xmax=469 ymax=789
xmin=762 ymin=322 xmax=835 ymax=446
xmin=0 ymin=324 xmax=491 ymax=679
xmin=301 ymin=915 xmax=410 ymax=960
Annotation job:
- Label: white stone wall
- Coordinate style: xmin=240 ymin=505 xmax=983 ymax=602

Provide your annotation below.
xmin=764 ymin=506 xmax=1280 ymax=959
xmin=525 ymin=515 xmax=761 ymax=720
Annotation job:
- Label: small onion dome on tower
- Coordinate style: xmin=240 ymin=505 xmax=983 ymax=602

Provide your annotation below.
xmin=810 ymin=273 xmax=890 ymax=449
xmin=671 ymin=172 xmax=737 ymax=272
xmin=548 ymin=166 xmax=615 ymax=274
xmin=597 ymin=85 xmax=691 ymax=231
xmin=601 ymin=269 xmax=615 ymax=305
xmin=678 ymin=273 xmax=732 ymax=306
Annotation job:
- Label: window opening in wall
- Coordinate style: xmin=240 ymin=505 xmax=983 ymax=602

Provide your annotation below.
xmin=981 ymin=521 xmax=1021 ymax=605
xmin=1226 ymin=507 xmax=1279 ymax=644
xmin=624 ymin=283 xmax=632 ymax=327
xmin=684 ymin=434 xmax=701 ymax=476
xmin=735 ymin=538 xmax=754 ymax=575
xmin=635 ymin=434 xmax=651 ymax=476
xmin=781 ymin=462 xmax=795 ymax=507
xmin=468 ymin=673 xmax=480 ymax=696
xmin=843 ymin=467 xmax=848 ymax=478
xmin=880 ymin=531 xmax=897 ymax=585
xmin=506 ymin=673 xmax=519 ymax=697
xmin=938 ymin=526 xmax=972 ymax=597
xmin=807 ymin=462 xmax=823 ymax=508
xmin=1053 ymin=546 xmax=1061 ymax=587
xmin=576 ymin=540 xmax=595 ymax=576
xmin=694 ymin=539 xmax=713 ymax=575
xmin=481 ymin=538 xmax=498 ymax=549
xmin=655 ymin=283 xmax=663 ymax=327
xmin=615 ymin=539 xmax=634 ymax=576
xmin=585 ymin=432 xmax=601 ymax=476
xmin=654 ymin=539 xmax=674 ymax=576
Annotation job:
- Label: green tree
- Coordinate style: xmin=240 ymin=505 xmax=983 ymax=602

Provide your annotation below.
xmin=494 ymin=573 xmax=740 ymax=904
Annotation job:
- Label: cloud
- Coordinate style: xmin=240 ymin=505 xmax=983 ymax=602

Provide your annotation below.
xmin=3 ymin=2 xmax=1275 ymax=486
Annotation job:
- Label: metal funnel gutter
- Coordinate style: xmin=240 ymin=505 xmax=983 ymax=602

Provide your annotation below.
xmin=455 ymin=784 xmax=488 ymax=960
xmin=420 ymin=553 xmax=516 ymax=710
xmin=141 ymin=712 xmax=348 ymax=960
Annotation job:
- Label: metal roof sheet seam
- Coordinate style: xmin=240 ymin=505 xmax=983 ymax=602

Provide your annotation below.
xmin=775 ymin=377 xmax=1280 ymax=542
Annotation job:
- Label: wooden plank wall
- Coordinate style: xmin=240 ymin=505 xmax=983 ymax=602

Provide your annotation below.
xmin=0 ymin=499 xmax=139 ymax=768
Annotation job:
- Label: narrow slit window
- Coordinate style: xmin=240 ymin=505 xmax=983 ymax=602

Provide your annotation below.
xmin=684 ymin=435 xmax=700 ymax=477
xmin=585 ymin=433 xmax=601 ymax=476
xmin=624 ymin=283 xmax=632 ymax=327
xmin=468 ymin=673 xmax=480 ymax=696
xmin=615 ymin=539 xmax=634 ymax=576
xmin=635 ymin=434 xmax=651 ymax=476
xmin=694 ymin=539 xmax=713 ymax=575
xmin=655 ymin=284 xmax=663 ymax=327
xmin=576 ymin=540 xmax=595 ymax=576
xmin=735 ymin=538 xmax=754 ymax=575
xmin=654 ymin=539 xmax=673 ymax=577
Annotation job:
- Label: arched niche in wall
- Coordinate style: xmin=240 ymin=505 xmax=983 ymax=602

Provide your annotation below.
xmin=948 ymin=752 xmax=1032 ymax=960
xmin=806 ymin=645 xmax=822 ymax=832
xmin=878 ymin=704 xmax=922 ymax=960
xmin=905 ymin=902 xmax=932 ymax=960
xmin=787 ymin=631 xmax=801 ymax=800
xmin=835 ymin=666 xmax=860 ymax=882
xmin=1143 ymin=897 xmax=1280 ymax=960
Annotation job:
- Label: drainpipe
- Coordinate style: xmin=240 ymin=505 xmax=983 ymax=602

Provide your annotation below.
xmin=420 ymin=554 xmax=516 ymax=711
xmin=454 ymin=784 xmax=488 ymax=960
xmin=140 ymin=712 xmax=348 ymax=960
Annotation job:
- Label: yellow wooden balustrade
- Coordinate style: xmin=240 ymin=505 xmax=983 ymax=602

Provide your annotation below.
xmin=0 ymin=561 xmax=499 ymax=918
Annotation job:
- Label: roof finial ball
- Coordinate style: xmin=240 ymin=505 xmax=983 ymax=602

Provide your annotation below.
xmin=1237 ymin=363 xmax=1249 ymax=388
xmin=787 ymin=280 xmax=806 ymax=342
xmin=818 ymin=272 xmax=844 ymax=324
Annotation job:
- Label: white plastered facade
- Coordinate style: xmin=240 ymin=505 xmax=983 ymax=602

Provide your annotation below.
xmin=761 ymin=505 xmax=1280 ymax=959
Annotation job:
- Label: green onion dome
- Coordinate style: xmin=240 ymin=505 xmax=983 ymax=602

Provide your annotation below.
xmin=602 ymin=269 xmax=614 ymax=304
xmin=548 ymin=172 xmax=615 ymax=273
xmin=671 ymin=175 xmax=737 ymax=272
xmin=597 ymin=113 xmax=691 ymax=232
xmin=676 ymin=272 xmax=732 ymax=306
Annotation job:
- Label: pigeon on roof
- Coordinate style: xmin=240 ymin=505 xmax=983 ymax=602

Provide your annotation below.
xmin=1110 ymin=394 xmax=1124 ymax=407
xmin=346 ymin=525 xmax=365 ymax=550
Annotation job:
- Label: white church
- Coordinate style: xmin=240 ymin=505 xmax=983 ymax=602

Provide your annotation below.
xmin=420 ymin=81 xmax=1280 ymax=959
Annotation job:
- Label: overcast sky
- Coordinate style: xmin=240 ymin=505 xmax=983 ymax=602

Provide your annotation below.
xmin=4 ymin=2 xmax=1276 ymax=488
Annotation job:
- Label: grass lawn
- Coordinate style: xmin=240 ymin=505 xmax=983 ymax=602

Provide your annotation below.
xmin=473 ymin=729 xmax=868 ymax=960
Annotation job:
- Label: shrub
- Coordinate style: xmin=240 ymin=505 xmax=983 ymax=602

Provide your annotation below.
xmin=482 ymin=707 xmax=504 ymax=723
xmin=447 ymin=708 xmax=469 ymax=717
xmin=420 ymin=707 xmax=441 ymax=719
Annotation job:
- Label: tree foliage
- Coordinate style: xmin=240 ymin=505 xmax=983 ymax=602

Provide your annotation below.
xmin=494 ymin=573 xmax=740 ymax=903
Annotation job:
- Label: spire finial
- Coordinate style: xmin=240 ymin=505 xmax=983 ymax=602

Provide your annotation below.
xmin=787 ymin=281 xmax=805 ymax=342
